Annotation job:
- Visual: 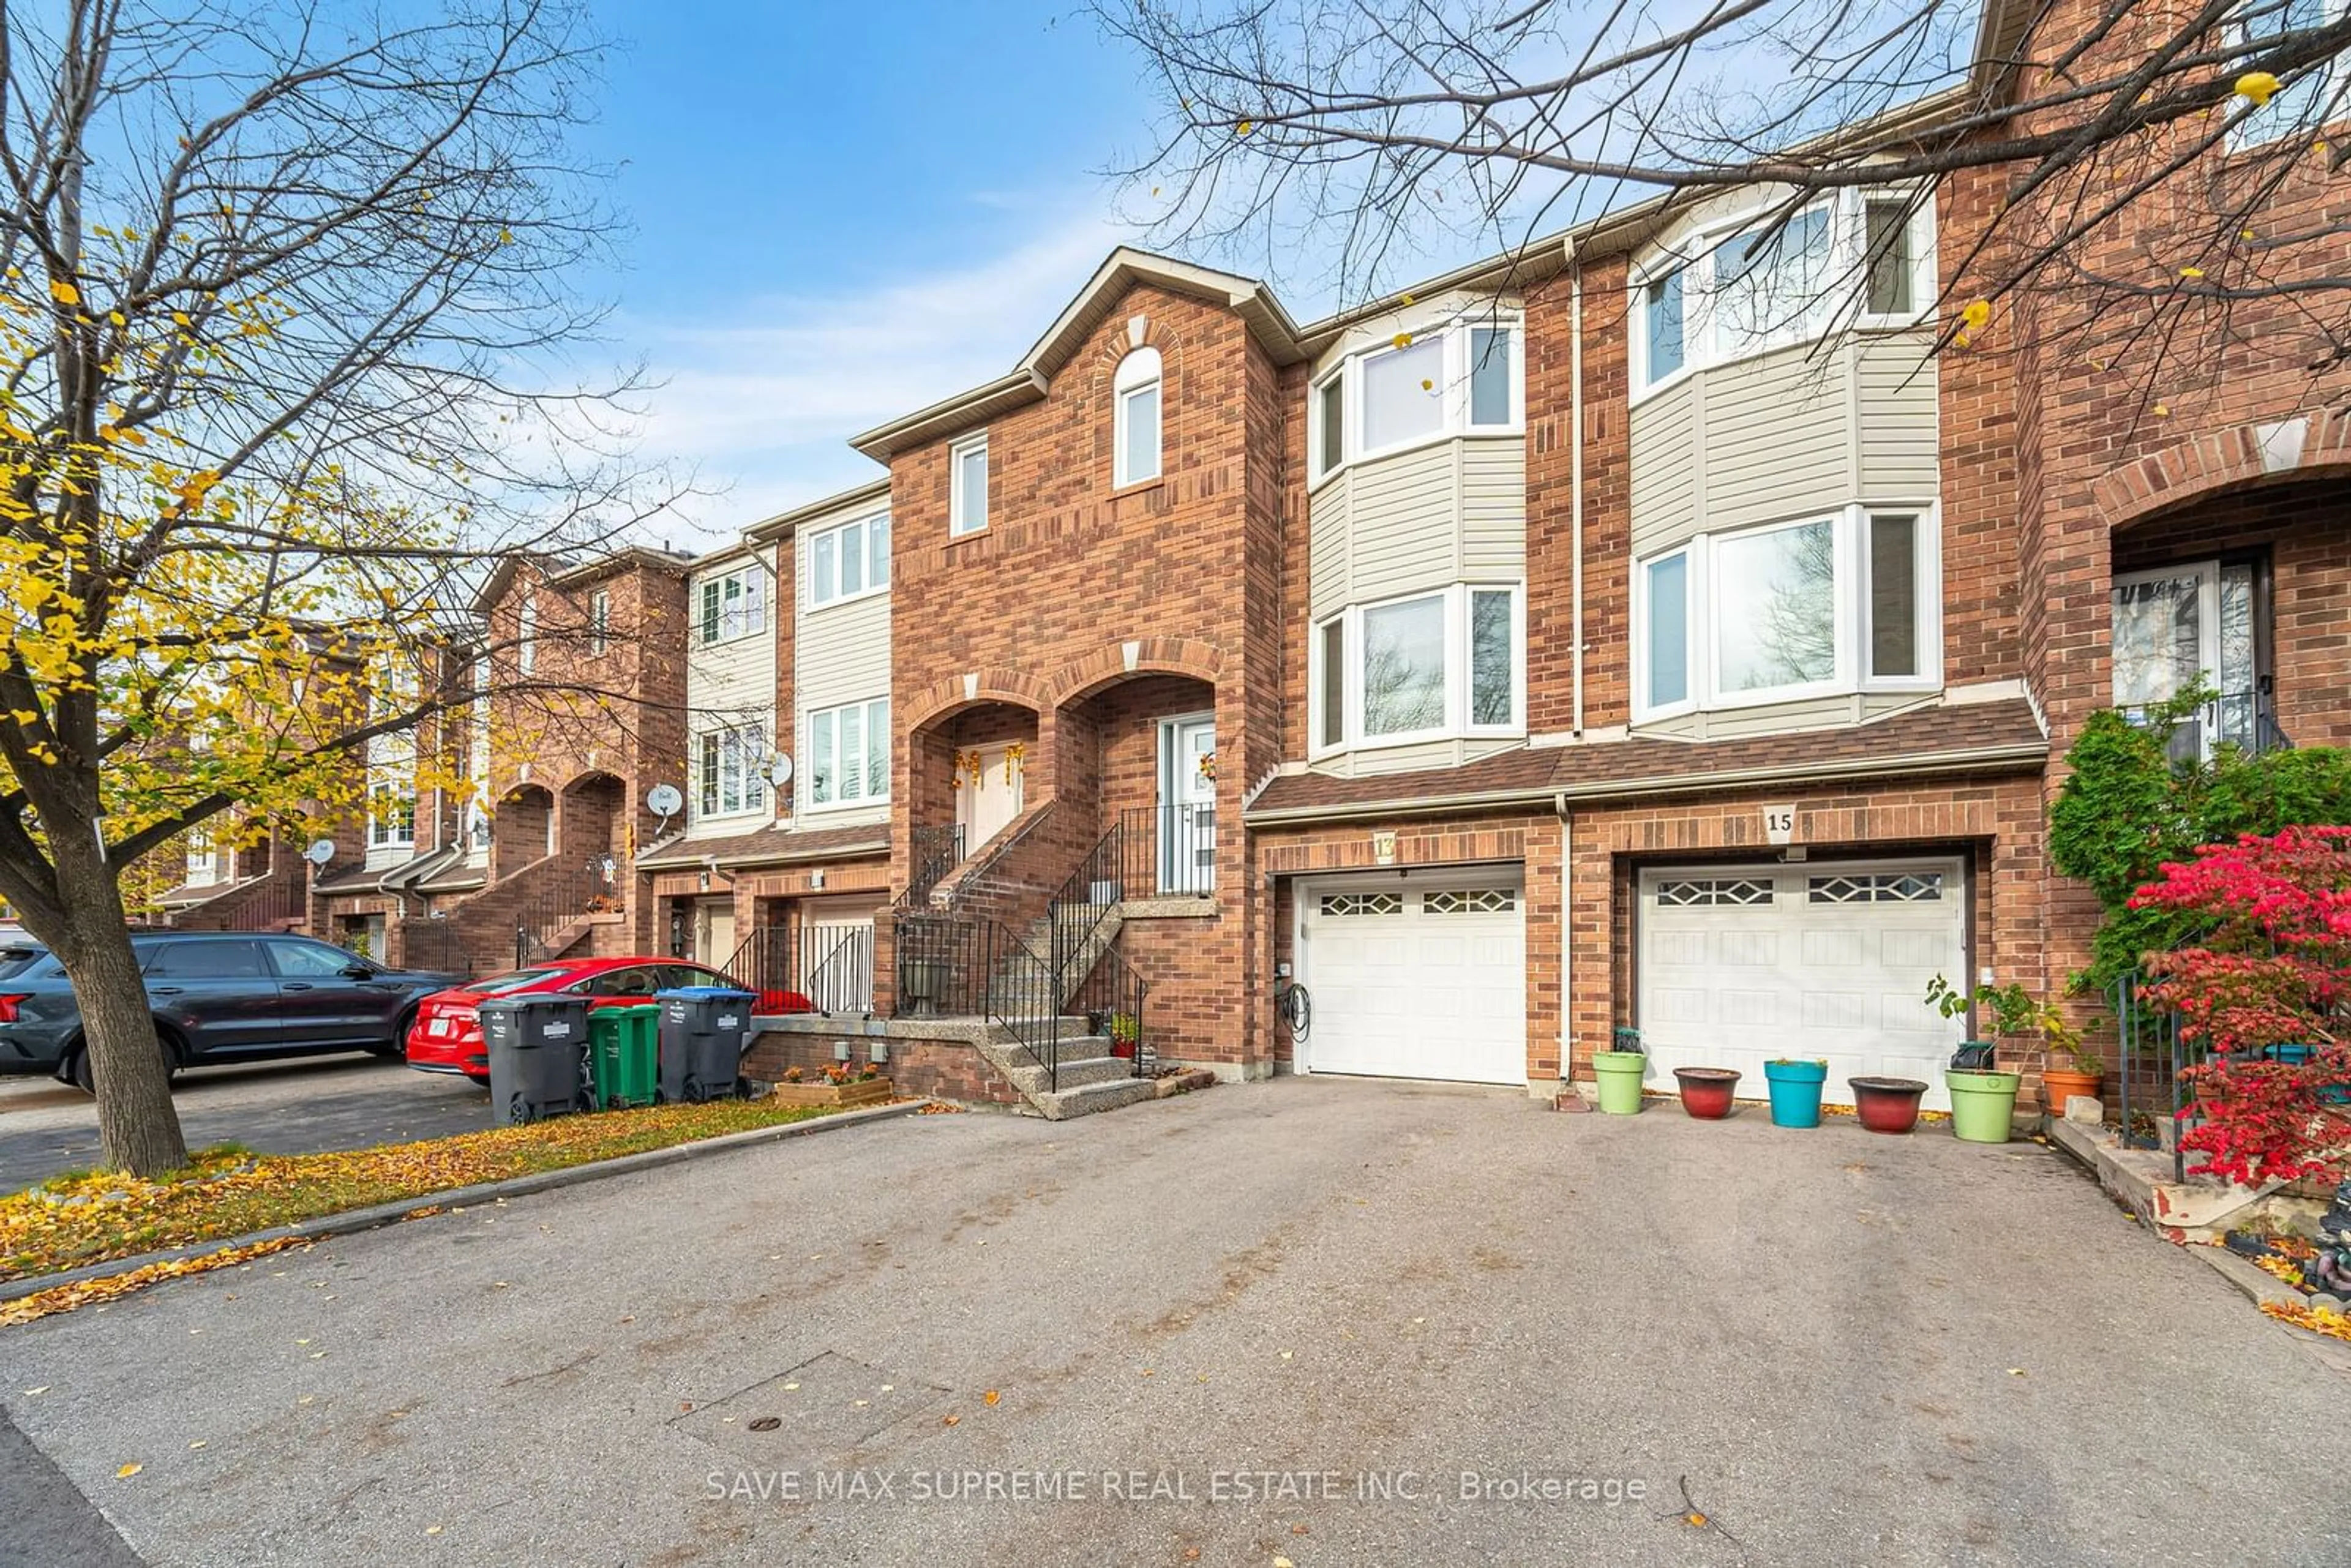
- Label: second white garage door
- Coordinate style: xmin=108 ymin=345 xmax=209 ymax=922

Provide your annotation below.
xmin=1297 ymin=872 xmax=1526 ymax=1086
xmin=1638 ymin=859 xmax=1968 ymax=1111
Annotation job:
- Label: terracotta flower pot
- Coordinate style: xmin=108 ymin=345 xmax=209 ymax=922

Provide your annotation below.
xmin=1672 ymin=1067 xmax=1741 ymax=1120
xmin=1848 ymin=1076 xmax=1928 ymax=1134
xmin=2041 ymin=1067 xmax=2103 ymax=1116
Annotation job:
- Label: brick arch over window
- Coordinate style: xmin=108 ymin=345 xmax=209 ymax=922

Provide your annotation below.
xmin=1049 ymin=637 xmax=1227 ymax=708
xmin=899 ymin=667 xmax=1054 ymax=733
xmin=1086 ymin=312 xmax=1187 ymax=476
xmin=2092 ymin=409 xmax=2351 ymax=532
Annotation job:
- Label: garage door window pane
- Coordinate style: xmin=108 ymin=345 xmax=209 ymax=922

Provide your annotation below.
xmin=1360 ymin=336 xmax=1445 ymax=452
xmin=1716 ymin=519 xmax=1835 ymax=694
xmin=1361 ymin=595 xmax=1446 ymax=736
xmin=1320 ymin=891 xmax=1403 ymax=916
xmin=1644 ymin=553 xmax=1689 ymax=708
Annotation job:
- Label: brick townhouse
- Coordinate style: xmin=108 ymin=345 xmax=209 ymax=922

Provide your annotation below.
xmin=718 ymin=0 xmax=2351 ymax=1117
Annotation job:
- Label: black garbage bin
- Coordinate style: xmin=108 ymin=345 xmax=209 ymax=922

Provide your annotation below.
xmin=481 ymin=994 xmax=594 ymax=1125
xmin=654 ymin=986 xmax=756 ymax=1104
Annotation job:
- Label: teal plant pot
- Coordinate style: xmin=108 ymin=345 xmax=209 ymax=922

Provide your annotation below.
xmin=1764 ymin=1059 xmax=1828 ymax=1128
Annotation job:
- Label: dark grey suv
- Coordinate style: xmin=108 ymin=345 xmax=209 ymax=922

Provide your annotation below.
xmin=0 ymin=932 xmax=464 ymax=1090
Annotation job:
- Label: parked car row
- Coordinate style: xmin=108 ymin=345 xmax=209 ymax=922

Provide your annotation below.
xmin=0 ymin=931 xmax=811 ymax=1092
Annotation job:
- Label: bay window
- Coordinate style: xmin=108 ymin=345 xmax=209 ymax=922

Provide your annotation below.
xmin=697 ymin=723 xmax=768 ymax=818
xmin=809 ymin=512 xmax=890 ymax=607
xmin=1635 ymin=505 xmax=1937 ymax=720
xmin=1311 ymin=583 xmax=1524 ymax=752
xmin=808 ymin=697 xmax=890 ymax=809
xmin=1310 ymin=312 xmax=1523 ymax=481
xmin=1632 ymin=187 xmax=1936 ymax=393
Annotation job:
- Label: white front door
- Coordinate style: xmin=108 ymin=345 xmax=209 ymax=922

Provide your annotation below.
xmin=1298 ymin=873 xmax=1526 ymax=1086
xmin=1638 ymin=859 xmax=1967 ymax=1110
xmin=1160 ymin=714 xmax=1216 ymax=894
xmin=955 ymin=743 xmax=1027 ymax=852
xmin=694 ymin=903 xmax=736 ymax=967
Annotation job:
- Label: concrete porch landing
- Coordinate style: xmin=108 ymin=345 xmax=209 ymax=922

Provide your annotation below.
xmin=2047 ymin=1113 xmax=2328 ymax=1242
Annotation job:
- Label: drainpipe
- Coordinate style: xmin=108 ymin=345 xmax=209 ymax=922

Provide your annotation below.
xmin=1554 ymin=790 xmax=1573 ymax=1086
xmin=1567 ymin=240 xmax=1585 ymax=738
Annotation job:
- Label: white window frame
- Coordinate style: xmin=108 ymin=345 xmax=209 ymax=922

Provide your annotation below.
xmin=697 ymin=566 xmax=768 ymax=647
xmin=1627 ymin=186 xmax=1937 ymax=402
xmin=185 ymin=828 xmax=219 ymax=887
xmin=1630 ymin=503 xmax=1942 ymax=724
xmin=696 ymin=722 xmax=770 ymax=820
xmin=368 ymin=781 xmax=417 ymax=849
xmin=588 ymin=588 xmax=610 ymax=656
xmin=1307 ymin=309 xmax=1525 ymax=488
xmin=949 ymin=432 xmax=989 ymax=537
xmin=807 ymin=512 xmax=890 ymax=609
xmin=1113 ymin=348 xmax=1163 ymax=488
xmin=1309 ymin=582 xmax=1527 ymax=756
xmin=804 ymin=696 xmax=891 ymax=812
xmin=517 ymin=595 xmax=538 ymax=676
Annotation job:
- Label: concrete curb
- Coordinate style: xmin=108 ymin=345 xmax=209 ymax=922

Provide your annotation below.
xmin=2189 ymin=1242 xmax=2306 ymax=1311
xmin=0 ymin=1098 xmax=929 ymax=1305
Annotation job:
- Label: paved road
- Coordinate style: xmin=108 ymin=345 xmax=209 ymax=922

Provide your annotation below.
xmin=2 ymin=1079 xmax=2344 ymax=1566
xmin=0 ymin=1056 xmax=491 ymax=1192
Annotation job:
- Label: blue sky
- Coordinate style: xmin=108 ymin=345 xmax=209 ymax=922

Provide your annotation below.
xmin=574 ymin=1 xmax=1191 ymax=544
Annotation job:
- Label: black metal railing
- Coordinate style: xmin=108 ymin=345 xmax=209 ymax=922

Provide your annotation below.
xmin=904 ymin=823 xmax=967 ymax=907
xmin=1066 ymin=934 xmax=1151 ymax=1075
xmin=2113 ymin=970 xmax=2195 ymax=1183
xmin=2120 ymin=688 xmax=2292 ymax=762
xmin=893 ymin=910 xmax=1070 ymax=1085
xmin=513 ymin=865 xmax=614 ymax=967
xmin=726 ymin=922 xmax=877 ymax=1015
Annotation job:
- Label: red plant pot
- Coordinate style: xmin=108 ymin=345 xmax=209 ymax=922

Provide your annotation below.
xmin=1848 ymin=1076 xmax=1929 ymax=1134
xmin=1672 ymin=1067 xmax=1741 ymax=1120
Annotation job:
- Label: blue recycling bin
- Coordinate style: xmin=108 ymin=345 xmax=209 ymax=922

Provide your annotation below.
xmin=654 ymin=986 xmax=756 ymax=1103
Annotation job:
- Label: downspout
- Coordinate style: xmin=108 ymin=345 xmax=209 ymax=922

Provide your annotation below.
xmin=1567 ymin=240 xmax=1585 ymax=738
xmin=1555 ymin=790 xmax=1572 ymax=1089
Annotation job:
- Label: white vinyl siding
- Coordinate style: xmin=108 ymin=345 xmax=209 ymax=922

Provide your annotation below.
xmin=684 ymin=544 xmax=779 ymax=837
xmin=797 ymin=506 xmax=893 ymax=828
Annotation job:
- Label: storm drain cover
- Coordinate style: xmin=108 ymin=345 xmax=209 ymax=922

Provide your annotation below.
xmin=672 ymin=1352 xmax=952 ymax=1465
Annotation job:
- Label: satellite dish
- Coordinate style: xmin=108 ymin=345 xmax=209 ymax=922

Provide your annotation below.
xmin=645 ymin=783 xmax=683 ymax=821
xmin=767 ymin=752 xmax=794 ymax=788
xmin=303 ymin=838 xmax=335 ymax=866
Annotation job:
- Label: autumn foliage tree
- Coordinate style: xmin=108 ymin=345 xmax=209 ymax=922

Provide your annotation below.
xmin=2136 ymin=827 xmax=2351 ymax=1187
xmin=0 ymin=1 xmax=654 ymax=1176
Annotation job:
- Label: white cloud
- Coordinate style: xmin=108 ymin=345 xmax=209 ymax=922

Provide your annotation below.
xmin=620 ymin=207 xmax=1130 ymax=547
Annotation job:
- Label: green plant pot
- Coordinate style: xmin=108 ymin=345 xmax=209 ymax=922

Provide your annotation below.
xmin=1946 ymin=1069 xmax=2023 ymax=1144
xmin=1592 ymin=1050 xmax=1647 ymax=1115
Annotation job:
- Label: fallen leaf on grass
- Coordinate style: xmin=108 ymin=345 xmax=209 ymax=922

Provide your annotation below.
xmin=0 ymin=1236 xmax=310 ymax=1328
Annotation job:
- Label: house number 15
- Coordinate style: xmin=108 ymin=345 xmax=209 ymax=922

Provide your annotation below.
xmin=1762 ymin=805 xmax=1797 ymax=846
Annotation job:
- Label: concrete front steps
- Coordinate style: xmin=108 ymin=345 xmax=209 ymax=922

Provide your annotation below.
xmin=971 ymin=1018 xmax=1157 ymax=1120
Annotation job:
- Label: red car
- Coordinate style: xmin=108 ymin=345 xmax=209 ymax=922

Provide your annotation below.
xmin=406 ymin=956 xmax=810 ymax=1084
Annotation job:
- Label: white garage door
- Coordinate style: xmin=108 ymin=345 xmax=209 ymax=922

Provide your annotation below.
xmin=1638 ymin=860 xmax=1967 ymax=1111
xmin=1298 ymin=873 xmax=1525 ymax=1086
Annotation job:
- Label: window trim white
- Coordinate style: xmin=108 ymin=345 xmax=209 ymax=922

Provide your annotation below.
xmin=1310 ymin=582 xmax=1528 ymax=756
xmin=696 ymin=721 xmax=770 ymax=820
xmin=696 ymin=565 xmax=768 ymax=647
xmin=588 ymin=588 xmax=610 ymax=657
xmin=949 ymin=432 xmax=989 ymax=538
xmin=803 ymin=696 xmax=892 ymax=813
xmin=806 ymin=512 xmax=891 ymax=610
xmin=1112 ymin=347 xmax=1163 ymax=489
xmin=1627 ymin=186 xmax=1937 ymax=405
xmin=1307 ymin=309 xmax=1526 ymax=490
xmin=367 ymin=780 xmax=417 ymax=850
xmin=517 ymin=595 xmax=538 ymax=676
xmin=1630 ymin=503 xmax=1941 ymax=724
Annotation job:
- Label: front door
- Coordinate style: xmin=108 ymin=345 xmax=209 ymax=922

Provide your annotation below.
xmin=955 ymin=743 xmax=1026 ymax=852
xmin=1160 ymin=714 xmax=1216 ymax=894
xmin=694 ymin=902 xmax=737 ymax=967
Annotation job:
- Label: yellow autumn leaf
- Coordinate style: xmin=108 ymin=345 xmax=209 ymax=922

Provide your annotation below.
xmin=116 ymin=1463 xmax=142 ymax=1479
xmin=2180 ymin=266 xmax=2204 ymax=279
xmin=1959 ymin=299 xmax=1991 ymax=331
xmin=2236 ymin=70 xmax=2281 ymax=107
xmin=1236 ymin=119 xmax=1253 ymax=136
xmin=983 ymin=1389 xmax=1000 ymax=1406
xmin=1392 ymin=332 xmax=1412 ymax=350
xmin=48 ymin=279 xmax=80 ymax=307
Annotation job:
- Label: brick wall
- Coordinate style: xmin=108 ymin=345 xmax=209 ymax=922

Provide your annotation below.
xmin=743 ymin=1028 xmax=1022 ymax=1108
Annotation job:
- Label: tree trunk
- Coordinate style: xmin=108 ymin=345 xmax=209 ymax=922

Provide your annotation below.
xmin=53 ymin=835 xmax=188 ymax=1176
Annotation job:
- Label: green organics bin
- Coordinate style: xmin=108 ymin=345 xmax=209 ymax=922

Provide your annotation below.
xmin=590 ymin=1003 xmax=660 ymax=1110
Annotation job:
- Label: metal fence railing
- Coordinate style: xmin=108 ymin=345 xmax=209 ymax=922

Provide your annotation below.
xmin=726 ymin=921 xmax=877 ymax=1016
xmin=2113 ymin=970 xmax=2194 ymax=1183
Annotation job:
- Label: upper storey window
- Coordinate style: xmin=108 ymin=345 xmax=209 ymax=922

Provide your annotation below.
xmin=1113 ymin=348 xmax=1163 ymax=487
xmin=1632 ymin=188 xmax=1935 ymax=396
xmin=1310 ymin=312 xmax=1523 ymax=484
xmin=809 ymin=512 xmax=890 ymax=608
xmin=950 ymin=432 xmax=989 ymax=536
xmin=697 ymin=566 xmax=767 ymax=646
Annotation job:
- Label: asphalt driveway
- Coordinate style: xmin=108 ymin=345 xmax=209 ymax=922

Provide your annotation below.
xmin=2 ymin=1079 xmax=2343 ymax=1566
xmin=0 ymin=1056 xmax=490 ymax=1192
